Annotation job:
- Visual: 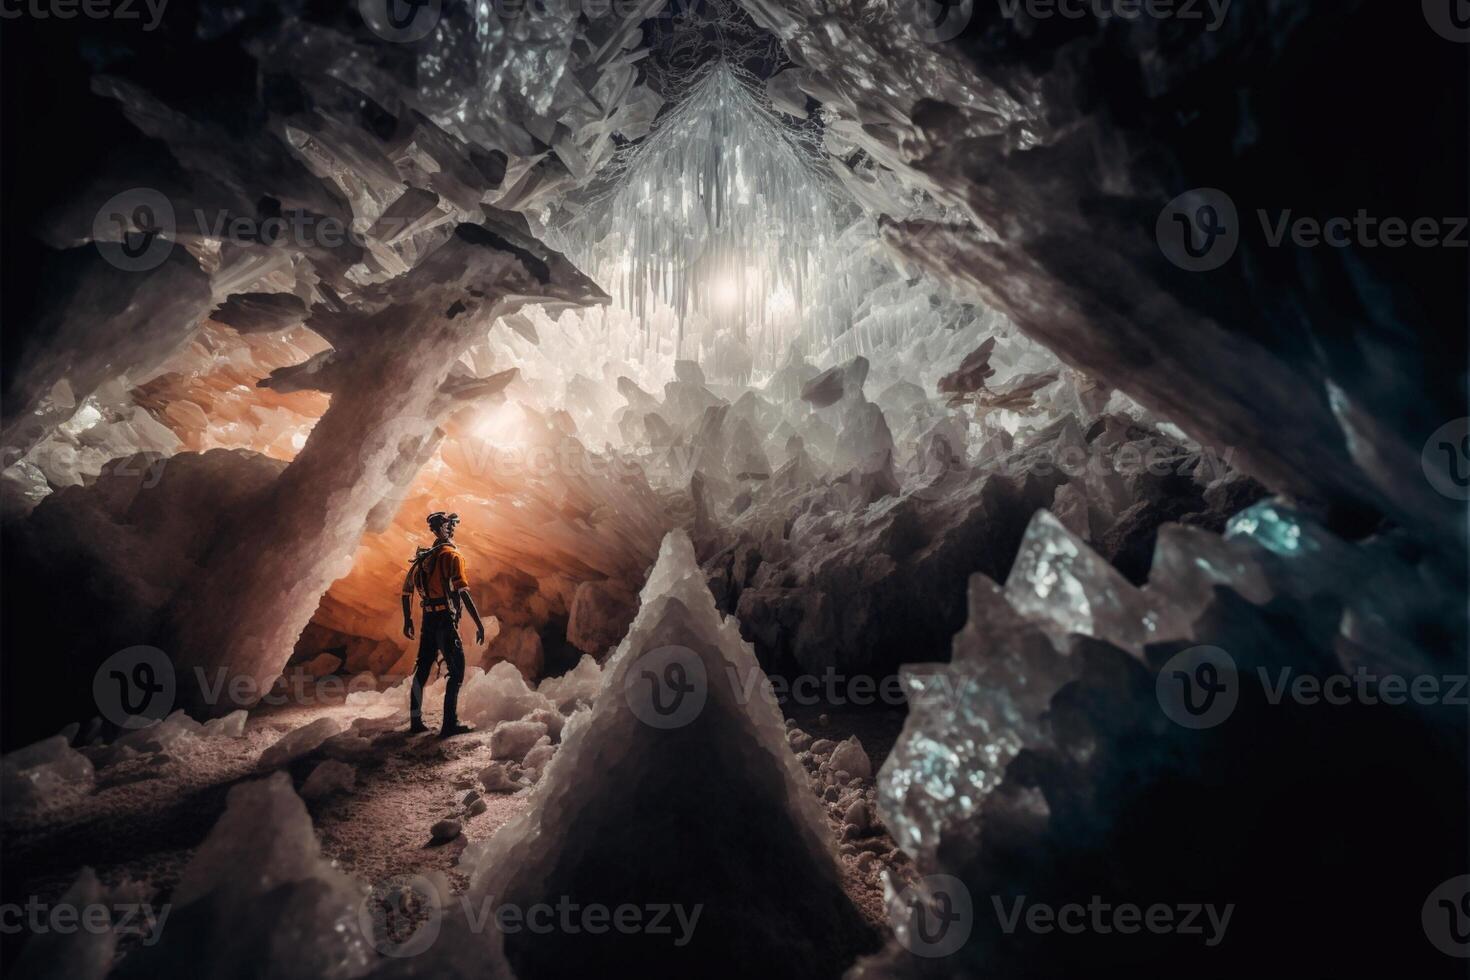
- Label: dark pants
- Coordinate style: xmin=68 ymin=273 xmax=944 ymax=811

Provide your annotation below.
xmin=410 ymin=610 xmax=465 ymax=726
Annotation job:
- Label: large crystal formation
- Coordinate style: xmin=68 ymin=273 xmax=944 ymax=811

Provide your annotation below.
xmin=168 ymin=222 xmax=607 ymax=710
xmin=116 ymin=772 xmax=372 ymax=979
xmin=880 ymin=575 xmax=1071 ymax=863
xmin=737 ymin=0 xmax=1463 ymax=552
xmin=565 ymin=62 xmax=852 ymax=374
xmin=869 ymin=492 xmax=1466 ymax=977
xmin=461 ymin=530 xmax=876 ymax=977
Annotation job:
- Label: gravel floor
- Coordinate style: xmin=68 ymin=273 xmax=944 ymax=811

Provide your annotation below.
xmin=2 ymin=690 xmax=909 ymax=969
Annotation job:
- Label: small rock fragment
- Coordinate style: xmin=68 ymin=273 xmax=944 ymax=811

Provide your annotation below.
xmin=827 ymin=736 xmax=871 ymax=779
xmin=480 ymin=762 xmax=521 ymax=793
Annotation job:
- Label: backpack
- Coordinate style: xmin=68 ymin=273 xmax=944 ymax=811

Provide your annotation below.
xmin=406 ymin=544 xmax=461 ymax=619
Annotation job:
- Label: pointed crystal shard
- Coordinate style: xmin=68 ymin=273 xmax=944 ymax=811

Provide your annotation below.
xmin=1003 ymin=509 xmax=1164 ymax=656
xmin=879 ymin=575 xmax=1072 ymax=864
xmin=462 ymin=530 xmax=874 ymax=976
xmin=1143 ymin=522 xmax=1272 ymax=640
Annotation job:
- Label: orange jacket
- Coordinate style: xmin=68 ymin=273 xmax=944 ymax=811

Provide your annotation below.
xmin=402 ymin=543 xmax=469 ymax=601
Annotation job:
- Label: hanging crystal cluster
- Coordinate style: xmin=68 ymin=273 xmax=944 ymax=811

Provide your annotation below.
xmin=571 ymin=63 xmax=854 ymax=379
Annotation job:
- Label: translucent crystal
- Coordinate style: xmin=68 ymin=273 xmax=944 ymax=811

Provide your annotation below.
xmin=879 ymin=575 xmax=1071 ymax=863
xmin=562 ymin=63 xmax=853 ymax=375
xmin=1143 ymin=523 xmax=1272 ymax=640
xmin=1004 ymin=509 xmax=1163 ymax=656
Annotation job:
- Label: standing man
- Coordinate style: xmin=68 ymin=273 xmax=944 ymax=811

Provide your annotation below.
xmin=402 ymin=511 xmax=486 ymax=736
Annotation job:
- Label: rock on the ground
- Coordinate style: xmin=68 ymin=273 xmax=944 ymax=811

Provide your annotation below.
xmin=828 ymin=737 xmax=871 ymax=780
xmin=202 ymin=710 xmax=248 ymax=738
xmin=489 ymin=720 xmax=549 ymax=763
xmin=300 ymin=760 xmax=356 ymax=800
xmin=319 ymin=732 xmax=376 ymax=762
xmin=430 ymin=818 xmax=462 ymax=844
xmin=521 ymin=740 xmax=556 ymax=777
xmin=1 ymin=735 xmax=95 ymax=811
xmin=480 ymin=762 xmax=523 ymax=793
xmin=258 ymin=716 xmax=344 ymax=770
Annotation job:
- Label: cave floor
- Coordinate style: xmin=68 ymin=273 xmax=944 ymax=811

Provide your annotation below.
xmin=2 ymin=691 xmax=900 ymax=959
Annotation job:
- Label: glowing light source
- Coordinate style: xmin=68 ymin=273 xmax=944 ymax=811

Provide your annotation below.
xmin=710 ymin=272 xmax=742 ymax=312
xmin=562 ymin=63 xmax=855 ymax=378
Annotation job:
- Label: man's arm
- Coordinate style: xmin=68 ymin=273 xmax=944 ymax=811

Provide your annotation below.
xmin=458 ymin=589 xmax=486 ymax=645
xmin=402 ymin=595 xmax=415 ymax=639
xmin=447 ymin=550 xmax=484 ymax=644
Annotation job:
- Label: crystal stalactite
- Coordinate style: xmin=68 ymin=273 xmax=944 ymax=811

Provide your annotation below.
xmin=569 ymin=62 xmax=854 ymax=380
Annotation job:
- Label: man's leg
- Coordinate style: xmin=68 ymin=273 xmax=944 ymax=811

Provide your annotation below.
xmin=440 ymin=623 xmax=468 ymax=734
xmin=408 ymin=618 xmax=439 ymax=732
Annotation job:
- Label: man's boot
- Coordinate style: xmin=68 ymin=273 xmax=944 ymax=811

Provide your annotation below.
xmin=439 ymin=714 xmax=473 ymax=738
xmin=408 ymin=718 xmax=429 ymax=734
